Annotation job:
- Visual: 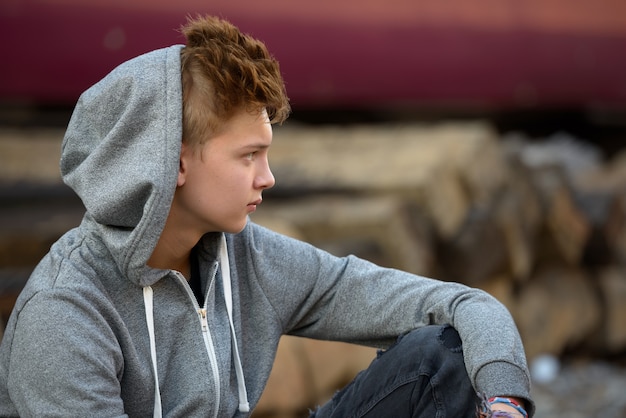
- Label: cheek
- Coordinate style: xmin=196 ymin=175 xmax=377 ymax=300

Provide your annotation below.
xmin=204 ymin=174 xmax=245 ymax=210
xmin=219 ymin=169 xmax=252 ymax=190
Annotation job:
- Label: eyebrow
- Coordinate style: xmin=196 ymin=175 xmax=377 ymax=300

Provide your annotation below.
xmin=240 ymin=143 xmax=271 ymax=151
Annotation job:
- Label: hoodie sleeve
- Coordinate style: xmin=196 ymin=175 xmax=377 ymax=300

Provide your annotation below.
xmin=240 ymin=222 xmax=532 ymax=407
xmin=6 ymin=289 xmax=129 ymax=417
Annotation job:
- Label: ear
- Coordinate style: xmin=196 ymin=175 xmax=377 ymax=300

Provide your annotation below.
xmin=177 ymin=142 xmax=191 ymax=187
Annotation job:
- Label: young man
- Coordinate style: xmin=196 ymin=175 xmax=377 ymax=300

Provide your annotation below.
xmin=0 ymin=15 xmax=534 ymax=417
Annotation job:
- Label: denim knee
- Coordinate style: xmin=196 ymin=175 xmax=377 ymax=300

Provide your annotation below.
xmin=311 ymin=325 xmax=477 ymax=418
xmin=383 ymin=324 xmax=465 ymax=367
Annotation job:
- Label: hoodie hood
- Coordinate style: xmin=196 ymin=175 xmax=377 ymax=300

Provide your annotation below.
xmin=60 ymin=45 xmax=184 ymax=286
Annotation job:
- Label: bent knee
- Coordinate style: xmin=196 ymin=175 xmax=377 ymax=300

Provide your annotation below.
xmin=390 ymin=324 xmax=464 ymax=361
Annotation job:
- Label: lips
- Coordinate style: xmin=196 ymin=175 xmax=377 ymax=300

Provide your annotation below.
xmin=247 ymin=198 xmax=262 ymax=212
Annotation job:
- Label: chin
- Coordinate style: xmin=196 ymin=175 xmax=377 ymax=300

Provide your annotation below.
xmin=224 ymin=218 xmax=249 ymax=234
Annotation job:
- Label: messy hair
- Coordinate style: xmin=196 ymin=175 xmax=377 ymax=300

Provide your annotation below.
xmin=180 ymin=15 xmax=291 ymax=146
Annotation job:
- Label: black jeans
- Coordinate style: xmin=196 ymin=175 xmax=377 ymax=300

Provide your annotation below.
xmin=311 ymin=325 xmax=481 ymax=418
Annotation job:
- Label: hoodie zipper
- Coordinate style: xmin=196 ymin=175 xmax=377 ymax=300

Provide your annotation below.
xmin=173 ymin=270 xmax=221 ymax=418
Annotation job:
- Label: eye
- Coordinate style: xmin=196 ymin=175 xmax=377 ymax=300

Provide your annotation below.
xmin=245 ymin=151 xmax=256 ymax=160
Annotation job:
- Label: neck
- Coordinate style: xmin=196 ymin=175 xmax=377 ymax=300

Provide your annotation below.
xmin=147 ymin=239 xmax=192 ymax=279
xmin=148 ymin=191 xmax=204 ymax=280
xmin=147 ymin=219 xmax=202 ymax=280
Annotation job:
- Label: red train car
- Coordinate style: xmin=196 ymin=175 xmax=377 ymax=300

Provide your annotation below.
xmin=1 ymin=0 xmax=626 ymax=113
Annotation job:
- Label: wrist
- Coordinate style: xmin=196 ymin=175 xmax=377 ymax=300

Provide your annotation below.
xmin=488 ymin=397 xmax=528 ymax=418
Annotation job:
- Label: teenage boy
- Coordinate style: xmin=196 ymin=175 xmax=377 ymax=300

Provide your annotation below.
xmin=0 ymin=15 xmax=533 ymax=418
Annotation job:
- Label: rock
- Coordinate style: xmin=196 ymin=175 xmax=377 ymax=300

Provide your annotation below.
xmin=0 ymin=129 xmax=64 ymax=185
xmin=253 ymin=336 xmax=316 ymax=417
xmin=515 ymin=263 xmax=601 ymax=359
xmin=589 ymin=266 xmax=626 ymax=354
xmin=253 ymin=195 xmax=435 ymax=276
xmin=254 ymin=336 xmax=376 ymax=417
xmin=270 ymin=121 xmax=507 ymax=239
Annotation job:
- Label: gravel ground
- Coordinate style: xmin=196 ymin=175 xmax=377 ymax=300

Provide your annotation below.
xmin=531 ymin=357 xmax=626 ymax=417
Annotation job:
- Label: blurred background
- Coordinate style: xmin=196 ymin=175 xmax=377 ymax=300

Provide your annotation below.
xmin=2 ymin=0 xmax=626 ymax=134
xmin=1 ymin=1 xmax=626 ymax=416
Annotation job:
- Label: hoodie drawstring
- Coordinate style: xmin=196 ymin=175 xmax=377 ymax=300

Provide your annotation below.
xmin=219 ymin=233 xmax=251 ymax=413
xmin=142 ymin=233 xmax=250 ymax=416
xmin=143 ymin=286 xmax=163 ymax=418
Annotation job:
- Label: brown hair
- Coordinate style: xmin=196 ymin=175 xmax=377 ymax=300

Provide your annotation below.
xmin=179 ymin=15 xmax=291 ymax=146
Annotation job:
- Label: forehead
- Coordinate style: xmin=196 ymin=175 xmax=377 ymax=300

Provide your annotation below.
xmin=202 ymin=109 xmax=272 ymax=150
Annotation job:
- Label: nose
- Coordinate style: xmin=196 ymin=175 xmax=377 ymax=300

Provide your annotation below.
xmin=255 ymin=158 xmax=275 ymax=190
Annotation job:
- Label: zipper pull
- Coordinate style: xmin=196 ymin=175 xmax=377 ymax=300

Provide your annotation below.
xmin=198 ymin=308 xmax=208 ymax=332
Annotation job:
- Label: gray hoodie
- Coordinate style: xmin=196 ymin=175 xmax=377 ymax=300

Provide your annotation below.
xmin=0 ymin=45 xmax=533 ymax=417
